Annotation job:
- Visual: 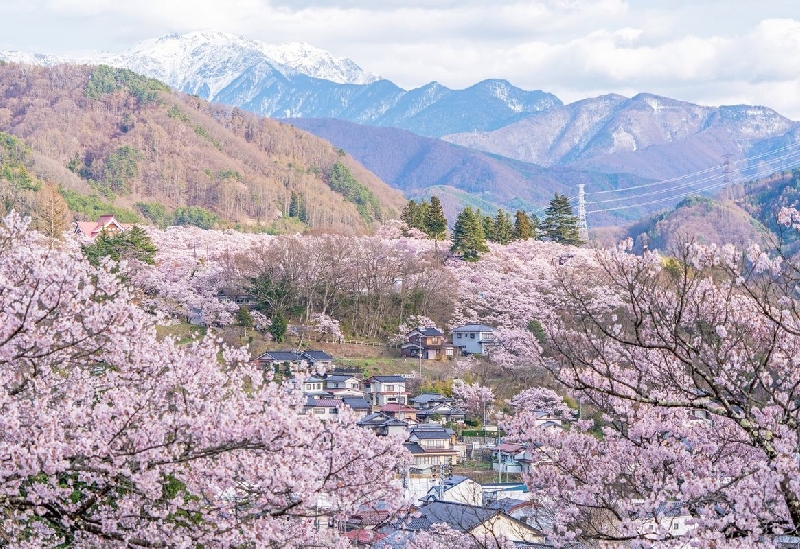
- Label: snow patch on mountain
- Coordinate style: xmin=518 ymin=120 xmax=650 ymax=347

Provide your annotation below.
xmin=0 ymin=30 xmax=379 ymax=94
xmin=0 ymin=51 xmax=63 ymax=66
xmin=260 ymin=41 xmax=379 ymax=85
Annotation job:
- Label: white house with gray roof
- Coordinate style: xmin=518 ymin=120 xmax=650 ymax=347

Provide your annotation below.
xmin=451 ymin=323 xmax=499 ymax=355
xmin=364 ymin=375 xmax=409 ymax=409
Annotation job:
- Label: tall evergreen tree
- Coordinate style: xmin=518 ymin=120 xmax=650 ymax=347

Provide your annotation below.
xmin=270 ymin=311 xmax=288 ymax=343
xmin=424 ymin=195 xmax=448 ymax=239
xmin=451 ymin=206 xmax=489 ymax=261
xmin=400 ymin=199 xmax=429 ymax=233
xmin=288 ymin=191 xmax=300 ymax=218
xmin=530 ymin=213 xmax=540 ymax=240
xmin=482 ymin=214 xmax=495 ymax=243
xmin=493 ymin=209 xmax=514 ymax=244
xmin=542 ymin=193 xmax=583 ymax=245
xmin=513 ymin=210 xmax=533 ymax=241
xmin=236 ymin=304 xmax=254 ymax=328
xmin=297 ymin=193 xmax=307 ymax=223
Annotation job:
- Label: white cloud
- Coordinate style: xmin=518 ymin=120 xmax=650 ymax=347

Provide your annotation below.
xmin=1 ymin=0 xmax=800 ymax=118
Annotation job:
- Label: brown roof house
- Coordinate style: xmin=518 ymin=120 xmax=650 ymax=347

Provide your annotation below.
xmin=74 ymin=215 xmax=133 ymax=239
xmin=400 ymin=327 xmax=457 ymax=360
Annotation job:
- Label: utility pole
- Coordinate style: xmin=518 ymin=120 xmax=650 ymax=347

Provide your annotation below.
xmin=482 ymin=398 xmax=487 ymax=445
xmin=577 ymin=184 xmax=588 ymax=242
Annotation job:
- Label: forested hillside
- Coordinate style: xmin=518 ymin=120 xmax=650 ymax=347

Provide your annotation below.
xmin=0 ymin=63 xmax=406 ymax=233
xmin=613 ymin=168 xmax=800 ymax=253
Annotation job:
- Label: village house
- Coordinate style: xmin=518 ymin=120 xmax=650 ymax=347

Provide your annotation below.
xmin=400 ymin=327 xmax=457 ymax=360
xmin=411 ymin=393 xmax=466 ymax=424
xmin=404 ymin=425 xmax=461 ymax=474
xmin=301 ymin=375 xmax=327 ymax=396
xmin=634 ymin=501 xmax=696 ymax=540
xmin=256 ymin=349 xmax=334 ymax=373
xmin=451 ymin=323 xmax=499 ymax=355
xmin=303 ymin=350 xmax=334 ymax=371
xmin=481 ymin=482 xmax=531 ymax=507
xmin=303 ymin=397 xmax=341 ymax=419
xmin=379 ymin=402 xmax=418 ymax=421
xmin=375 ymin=501 xmax=545 ymax=547
xmin=357 ymin=412 xmax=412 ymax=436
xmin=73 ymin=214 xmax=133 ymax=239
xmin=364 ymin=375 xmax=409 ymax=410
xmin=493 ymin=443 xmax=541 ymax=476
xmin=303 ymin=396 xmax=371 ymax=420
xmin=257 ymin=350 xmax=306 ymax=372
xmin=324 ymin=374 xmax=362 ymax=397
xmin=421 ymin=475 xmax=484 ymax=507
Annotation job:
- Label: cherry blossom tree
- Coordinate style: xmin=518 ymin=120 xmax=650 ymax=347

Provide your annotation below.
xmin=453 ymin=380 xmax=495 ymax=424
xmin=508 ymin=222 xmax=800 ymax=548
xmin=0 ymin=212 xmax=409 ymax=548
xmin=310 ymin=312 xmax=344 ymax=342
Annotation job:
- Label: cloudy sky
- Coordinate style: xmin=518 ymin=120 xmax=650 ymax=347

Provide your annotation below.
xmin=3 ymin=0 xmax=800 ymax=118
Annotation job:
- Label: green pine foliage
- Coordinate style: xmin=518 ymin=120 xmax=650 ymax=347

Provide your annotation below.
xmin=85 ymin=65 xmax=169 ymax=103
xmin=236 ymin=305 xmax=254 ymax=328
xmin=542 ymin=193 xmax=583 ymax=245
xmin=482 ymin=214 xmax=495 ymax=243
xmin=288 ymin=191 xmax=308 ymax=223
xmin=530 ymin=213 xmax=540 ymax=239
xmin=172 ymin=206 xmax=220 ymax=229
xmin=82 ymin=225 xmax=158 ymax=267
xmin=270 ymin=311 xmax=288 ymax=343
xmin=492 ymin=209 xmax=514 ymax=244
xmin=135 ymin=202 xmax=170 ymax=228
xmin=513 ymin=210 xmax=534 ymax=240
xmin=60 ymin=189 xmax=140 ymax=223
xmin=103 ymin=146 xmax=142 ymax=193
xmin=328 ymin=161 xmax=383 ymax=223
xmin=0 ymin=132 xmax=38 ymax=192
xmin=423 ymin=196 xmax=448 ymax=239
xmin=451 ymin=206 xmax=489 ymax=261
xmin=400 ymin=199 xmax=430 ymax=233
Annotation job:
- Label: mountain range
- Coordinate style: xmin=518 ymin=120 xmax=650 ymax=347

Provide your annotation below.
xmin=0 ymin=31 xmax=560 ymax=139
xmin=4 ymin=30 xmax=800 ymax=233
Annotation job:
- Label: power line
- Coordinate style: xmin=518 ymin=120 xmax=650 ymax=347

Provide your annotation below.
xmin=586 ymin=155 xmax=800 ymax=214
xmin=585 ymin=148 xmax=800 ymax=205
xmin=585 ymin=140 xmax=800 ymax=196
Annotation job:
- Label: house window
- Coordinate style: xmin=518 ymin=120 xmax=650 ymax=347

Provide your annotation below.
xmin=313 ymin=409 xmax=325 ymax=414
xmin=470 ymin=333 xmax=475 ymax=339
xmin=457 ymin=333 xmax=462 ymax=339
xmin=386 ymin=384 xmax=395 ymax=392
xmin=673 ymin=523 xmax=679 ymax=530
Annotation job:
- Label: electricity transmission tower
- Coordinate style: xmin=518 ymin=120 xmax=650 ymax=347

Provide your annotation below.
xmin=577 ymin=184 xmax=588 ymax=242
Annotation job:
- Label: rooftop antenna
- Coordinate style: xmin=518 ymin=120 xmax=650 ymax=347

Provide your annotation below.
xmin=577 ymin=184 xmax=588 ymax=242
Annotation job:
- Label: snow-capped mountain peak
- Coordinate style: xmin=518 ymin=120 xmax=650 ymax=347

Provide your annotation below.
xmin=118 ymin=31 xmax=380 ymax=86
xmin=259 ymin=41 xmax=379 ymax=85
xmin=0 ymin=30 xmax=380 ymax=98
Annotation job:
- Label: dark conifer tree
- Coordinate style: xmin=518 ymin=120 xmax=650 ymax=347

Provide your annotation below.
xmin=482 ymin=214 xmax=495 ymax=243
xmin=451 ymin=206 xmax=489 ymax=261
xmin=424 ymin=195 xmax=448 ymax=239
xmin=542 ymin=193 xmax=583 ymax=245
xmin=400 ymin=199 xmax=430 ymax=233
xmin=493 ymin=209 xmax=514 ymax=244
xmin=513 ymin=210 xmax=533 ymax=240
